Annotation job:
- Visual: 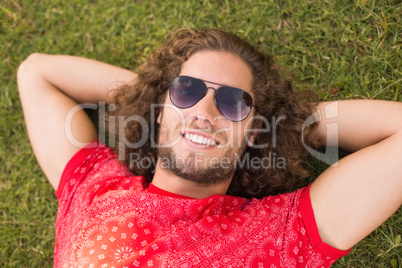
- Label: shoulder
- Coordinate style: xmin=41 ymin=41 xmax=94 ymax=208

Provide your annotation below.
xmin=56 ymin=140 xmax=146 ymax=201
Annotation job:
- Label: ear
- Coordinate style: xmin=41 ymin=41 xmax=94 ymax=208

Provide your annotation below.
xmin=247 ymin=120 xmax=262 ymax=147
xmin=157 ymin=111 xmax=162 ymax=124
xmin=247 ymin=131 xmax=258 ymax=147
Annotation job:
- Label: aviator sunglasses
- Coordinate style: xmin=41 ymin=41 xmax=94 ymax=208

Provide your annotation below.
xmin=169 ymin=76 xmax=254 ymax=122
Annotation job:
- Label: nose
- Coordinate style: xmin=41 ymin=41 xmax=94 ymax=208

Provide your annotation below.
xmin=190 ymin=88 xmax=222 ymax=126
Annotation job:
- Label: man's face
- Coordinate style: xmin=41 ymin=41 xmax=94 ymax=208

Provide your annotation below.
xmin=157 ymin=50 xmax=255 ymax=185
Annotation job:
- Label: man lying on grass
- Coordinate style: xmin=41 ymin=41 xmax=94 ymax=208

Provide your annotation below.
xmin=17 ymin=28 xmax=402 ymax=267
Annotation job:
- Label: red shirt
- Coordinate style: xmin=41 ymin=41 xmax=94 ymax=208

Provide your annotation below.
xmin=54 ymin=141 xmax=349 ymax=267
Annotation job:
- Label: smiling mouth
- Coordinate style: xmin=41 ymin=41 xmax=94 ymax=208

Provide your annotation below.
xmin=183 ymin=133 xmax=219 ymax=146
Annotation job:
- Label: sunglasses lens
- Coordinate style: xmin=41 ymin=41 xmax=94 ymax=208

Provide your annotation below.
xmin=215 ymin=87 xmax=253 ymax=121
xmin=169 ymin=76 xmax=206 ymax=108
xmin=169 ymin=76 xmax=253 ymax=122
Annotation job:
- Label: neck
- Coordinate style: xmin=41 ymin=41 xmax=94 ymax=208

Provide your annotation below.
xmin=151 ymin=165 xmax=232 ymax=199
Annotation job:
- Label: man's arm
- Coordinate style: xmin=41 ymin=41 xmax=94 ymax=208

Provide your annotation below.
xmin=17 ymin=53 xmax=137 ymax=189
xmin=309 ymin=100 xmax=402 ymax=250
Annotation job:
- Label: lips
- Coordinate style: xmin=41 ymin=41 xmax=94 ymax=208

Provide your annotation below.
xmin=184 ymin=133 xmax=218 ymax=146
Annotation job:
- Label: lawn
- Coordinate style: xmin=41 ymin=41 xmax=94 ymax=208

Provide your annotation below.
xmin=1 ymin=0 xmax=401 ymax=267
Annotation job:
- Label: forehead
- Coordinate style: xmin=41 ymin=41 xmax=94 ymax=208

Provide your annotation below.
xmin=179 ymin=51 xmax=253 ymax=95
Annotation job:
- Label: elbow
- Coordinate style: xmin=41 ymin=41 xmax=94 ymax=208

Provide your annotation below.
xmin=18 ymin=53 xmax=42 ymax=75
xmin=17 ymin=53 xmax=44 ymax=94
xmin=18 ymin=52 xmax=46 ymax=73
xmin=22 ymin=52 xmax=44 ymax=63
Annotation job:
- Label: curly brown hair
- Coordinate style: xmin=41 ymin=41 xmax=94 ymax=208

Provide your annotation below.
xmin=109 ymin=28 xmax=318 ymax=199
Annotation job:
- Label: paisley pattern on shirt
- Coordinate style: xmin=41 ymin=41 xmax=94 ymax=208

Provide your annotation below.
xmin=54 ymin=141 xmax=349 ymax=267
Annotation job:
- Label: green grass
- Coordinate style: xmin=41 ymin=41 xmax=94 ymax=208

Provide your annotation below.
xmin=1 ymin=0 xmax=401 ymax=266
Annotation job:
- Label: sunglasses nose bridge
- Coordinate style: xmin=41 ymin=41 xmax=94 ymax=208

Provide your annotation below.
xmin=190 ymin=87 xmax=221 ymax=125
xmin=206 ymin=86 xmax=218 ymax=93
xmin=205 ymin=86 xmax=218 ymax=103
xmin=205 ymin=86 xmax=221 ymax=112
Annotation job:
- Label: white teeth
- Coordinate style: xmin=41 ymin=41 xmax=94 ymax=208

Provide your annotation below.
xmin=197 ymin=136 xmax=203 ymax=144
xmin=184 ymin=133 xmax=217 ymax=146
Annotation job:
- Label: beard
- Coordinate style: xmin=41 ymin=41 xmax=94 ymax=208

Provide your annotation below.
xmin=157 ymin=121 xmax=247 ymax=186
xmin=157 ymin=146 xmax=237 ymax=186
